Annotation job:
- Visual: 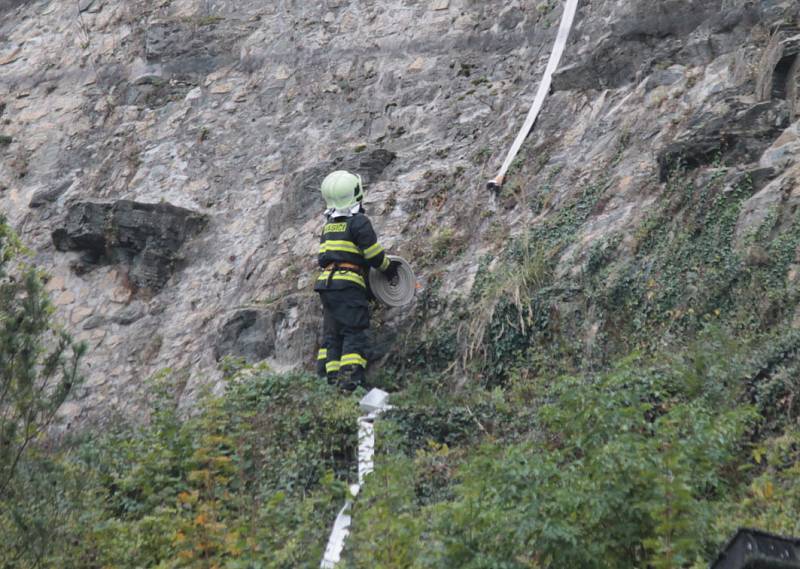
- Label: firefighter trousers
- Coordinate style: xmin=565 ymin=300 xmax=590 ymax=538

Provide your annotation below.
xmin=317 ymin=287 xmax=370 ymax=392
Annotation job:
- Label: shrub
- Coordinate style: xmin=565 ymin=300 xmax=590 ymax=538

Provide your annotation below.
xmin=347 ymin=331 xmax=761 ymax=569
xmin=0 ymin=218 xmax=85 ymax=496
xmin=0 ymin=367 xmax=358 ymax=568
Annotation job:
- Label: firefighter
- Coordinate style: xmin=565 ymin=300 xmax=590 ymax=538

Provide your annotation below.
xmin=314 ymin=170 xmax=398 ymax=392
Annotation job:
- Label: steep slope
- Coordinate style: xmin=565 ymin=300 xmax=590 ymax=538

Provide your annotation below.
xmin=1 ymin=0 xmax=799 ymax=427
xmin=3 ymin=1 xmax=800 ymax=567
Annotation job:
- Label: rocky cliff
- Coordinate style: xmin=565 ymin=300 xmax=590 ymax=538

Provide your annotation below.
xmin=1 ymin=0 xmax=799 ymax=423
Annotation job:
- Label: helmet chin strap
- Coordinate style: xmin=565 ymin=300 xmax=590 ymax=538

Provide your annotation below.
xmin=326 ymin=202 xmax=363 ymax=219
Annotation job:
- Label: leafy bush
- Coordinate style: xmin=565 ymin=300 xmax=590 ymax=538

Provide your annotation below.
xmin=0 ymin=367 xmax=358 ymax=568
xmin=718 ymin=427 xmax=800 ymax=537
xmin=347 ymin=333 xmax=759 ymax=569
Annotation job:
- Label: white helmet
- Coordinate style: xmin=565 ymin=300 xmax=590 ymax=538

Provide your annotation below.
xmin=321 ymin=170 xmax=364 ymax=210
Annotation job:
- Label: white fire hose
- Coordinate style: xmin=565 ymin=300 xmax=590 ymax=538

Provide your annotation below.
xmin=369 ymin=255 xmax=416 ymax=308
xmin=487 ymin=0 xmax=581 ymax=190
xmin=320 ymin=389 xmax=391 ymax=568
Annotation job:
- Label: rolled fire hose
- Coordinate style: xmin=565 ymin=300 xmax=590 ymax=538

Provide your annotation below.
xmin=487 ymin=0 xmax=580 ymax=191
xmin=368 ymin=255 xmax=416 ymax=307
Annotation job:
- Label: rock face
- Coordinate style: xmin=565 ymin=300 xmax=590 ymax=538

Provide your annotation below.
xmin=265 ymin=149 xmax=396 ymax=242
xmin=52 ymin=200 xmax=208 ymax=293
xmin=1 ymin=0 xmax=800 ymax=422
xmin=215 ymin=293 xmax=319 ymax=368
xmin=657 ymin=98 xmax=792 ymax=181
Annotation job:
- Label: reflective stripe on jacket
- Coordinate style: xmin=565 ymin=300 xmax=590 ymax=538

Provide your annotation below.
xmin=315 ymin=213 xmax=389 ymax=291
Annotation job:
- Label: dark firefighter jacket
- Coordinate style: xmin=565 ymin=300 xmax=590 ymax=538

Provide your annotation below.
xmin=315 ymin=213 xmax=390 ymax=291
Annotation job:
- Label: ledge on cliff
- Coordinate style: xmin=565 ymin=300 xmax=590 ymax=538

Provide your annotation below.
xmin=52 ymin=200 xmax=208 ymax=294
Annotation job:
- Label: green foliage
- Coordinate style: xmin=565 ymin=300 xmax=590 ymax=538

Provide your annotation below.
xmin=395 ymin=275 xmax=460 ymax=376
xmin=429 ymin=228 xmax=464 ymax=262
xmin=460 ymin=241 xmax=552 ymax=382
xmin=348 ymin=334 xmax=757 ymax=569
xmin=718 ymin=427 xmax=800 ymax=537
xmin=382 ymin=378 xmax=516 ymax=456
xmin=345 ymin=453 xmax=425 ymax=568
xmin=0 ymin=367 xmax=357 ymax=568
xmin=528 ymin=174 xmax=612 ymax=254
xmin=589 ymin=165 xmax=800 ymax=356
xmin=0 ymin=218 xmax=85 ymax=496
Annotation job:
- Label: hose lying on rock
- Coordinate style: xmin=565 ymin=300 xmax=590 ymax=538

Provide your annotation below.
xmin=487 ymin=0 xmax=580 ymax=191
xmin=369 ymin=255 xmax=416 ymax=308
